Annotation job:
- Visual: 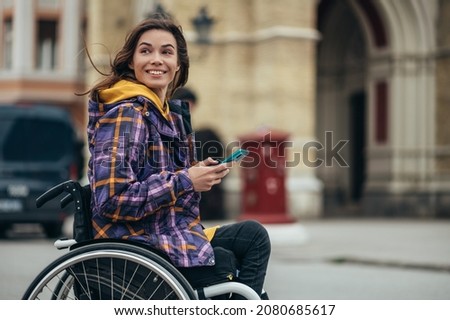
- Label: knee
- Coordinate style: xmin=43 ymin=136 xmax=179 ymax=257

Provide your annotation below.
xmin=241 ymin=220 xmax=271 ymax=252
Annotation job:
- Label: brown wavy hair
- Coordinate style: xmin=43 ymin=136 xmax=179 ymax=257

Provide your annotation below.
xmin=86 ymin=17 xmax=189 ymax=101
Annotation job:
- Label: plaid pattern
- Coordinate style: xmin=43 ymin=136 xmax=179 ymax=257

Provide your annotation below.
xmin=87 ymin=95 xmax=214 ymax=267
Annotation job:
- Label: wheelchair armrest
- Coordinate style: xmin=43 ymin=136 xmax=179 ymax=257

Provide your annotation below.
xmin=60 ymin=193 xmax=73 ymax=209
xmin=36 ymin=180 xmax=93 ymax=243
xmin=60 ymin=184 xmax=90 ymax=208
xmin=36 ymin=180 xmax=82 ymax=208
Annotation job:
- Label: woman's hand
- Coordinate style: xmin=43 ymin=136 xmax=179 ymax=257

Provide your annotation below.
xmin=188 ymin=157 xmax=230 ymax=192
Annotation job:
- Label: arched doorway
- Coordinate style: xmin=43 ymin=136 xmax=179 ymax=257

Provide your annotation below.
xmin=316 ymin=0 xmax=368 ymax=216
xmin=316 ymin=0 xmax=438 ymax=217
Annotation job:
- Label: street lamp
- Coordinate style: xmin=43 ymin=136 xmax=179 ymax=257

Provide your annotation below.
xmin=147 ymin=2 xmax=172 ymax=19
xmin=191 ymin=6 xmax=215 ymax=45
xmin=147 ymin=3 xmax=215 ymax=49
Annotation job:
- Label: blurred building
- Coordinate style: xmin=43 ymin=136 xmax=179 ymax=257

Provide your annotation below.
xmin=2 ymin=0 xmax=449 ymax=219
xmin=0 ymin=0 xmax=87 ymax=179
xmin=0 ymin=0 xmax=86 ymax=134
xmin=315 ymin=0 xmax=450 ymax=219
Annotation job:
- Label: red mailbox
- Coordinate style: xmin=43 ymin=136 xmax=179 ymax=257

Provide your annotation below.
xmin=238 ymin=128 xmax=294 ymax=224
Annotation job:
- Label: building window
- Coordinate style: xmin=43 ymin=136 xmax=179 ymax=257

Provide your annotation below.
xmin=375 ymin=81 xmax=388 ymax=144
xmin=2 ymin=18 xmax=13 ymax=69
xmin=36 ymin=19 xmax=58 ymax=70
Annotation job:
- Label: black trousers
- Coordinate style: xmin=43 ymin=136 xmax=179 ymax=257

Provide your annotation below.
xmin=179 ymin=220 xmax=271 ymax=298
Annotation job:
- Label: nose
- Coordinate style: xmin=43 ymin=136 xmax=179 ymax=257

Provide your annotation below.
xmin=150 ymin=52 xmax=163 ymax=65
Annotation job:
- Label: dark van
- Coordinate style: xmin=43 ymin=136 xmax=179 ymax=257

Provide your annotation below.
xmin=0 ymin=105 xmax=82 ymax=238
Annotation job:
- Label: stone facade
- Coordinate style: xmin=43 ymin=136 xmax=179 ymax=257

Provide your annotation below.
xmin=0 ymin=0 xmax=86 ymax=132
xmin=86 ymin=0 xmax=322 ymax=220
xmin=2 ymin=0 xmax=449 ymax=219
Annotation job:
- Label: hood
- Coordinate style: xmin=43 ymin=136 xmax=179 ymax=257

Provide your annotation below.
xmin=99 ymin=80 xmax=168 ymax=117
xmin=100 ymin=80 xmax=163 ymax=105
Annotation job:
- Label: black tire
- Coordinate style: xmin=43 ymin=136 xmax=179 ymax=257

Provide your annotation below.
xmin=22 ymin=241 xmax=197 ymax=300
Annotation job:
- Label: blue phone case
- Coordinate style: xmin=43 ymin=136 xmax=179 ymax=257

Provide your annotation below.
xmin=221 ymin=149 xmax=249 ymax=163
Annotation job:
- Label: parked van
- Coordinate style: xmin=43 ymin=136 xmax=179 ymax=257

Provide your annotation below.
xmin=0 ymin=105 xmax=83 ymax=238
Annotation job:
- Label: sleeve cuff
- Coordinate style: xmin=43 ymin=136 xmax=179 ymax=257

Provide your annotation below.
xmin=177 ymin=169 xmax=194 ymax=194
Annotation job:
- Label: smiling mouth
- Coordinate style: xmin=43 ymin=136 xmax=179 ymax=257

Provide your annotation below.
xmin=147 ymin=70 xmax=165 ymax=75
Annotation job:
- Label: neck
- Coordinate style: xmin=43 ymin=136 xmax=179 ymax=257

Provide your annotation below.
xmin=152 ymin=88 xmax=167 ymax=105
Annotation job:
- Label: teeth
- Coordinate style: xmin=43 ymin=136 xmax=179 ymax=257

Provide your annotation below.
xmin=148 ymin=70 xmax=164 ymax=75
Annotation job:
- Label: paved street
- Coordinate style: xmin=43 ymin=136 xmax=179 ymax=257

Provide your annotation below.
xmin=262 ymin=219 xmax=450 ymax=299
xmin=1 ymin=218 xmax=450 ymax=300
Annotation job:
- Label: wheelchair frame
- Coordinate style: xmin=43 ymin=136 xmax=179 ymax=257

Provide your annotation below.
xmin=22 ymin=180 xmax=260 ymax=300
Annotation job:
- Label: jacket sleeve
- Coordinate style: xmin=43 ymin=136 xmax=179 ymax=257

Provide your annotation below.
xmin=90 ymin=105 xmax=194 ymax=222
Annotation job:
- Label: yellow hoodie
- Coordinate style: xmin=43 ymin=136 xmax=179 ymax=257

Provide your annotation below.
xmin=99 ymin=80 xmax=170 ymax=120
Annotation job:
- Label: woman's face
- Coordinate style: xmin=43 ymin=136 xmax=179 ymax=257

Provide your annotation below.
xmin=129 ymin=29 xmax=180 ymax=101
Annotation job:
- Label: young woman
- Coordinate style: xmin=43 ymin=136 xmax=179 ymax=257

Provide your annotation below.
xmin=85 ymin=16 xmax=270 ymax=299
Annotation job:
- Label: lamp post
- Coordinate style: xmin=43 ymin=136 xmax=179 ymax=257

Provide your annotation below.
xmin=191 ymin=6 xmax=215 ymax=44
xmin=147 ymin=2 xmax=172 ymax=19
xmin=147 ymin=3 xmax=215 ymax=57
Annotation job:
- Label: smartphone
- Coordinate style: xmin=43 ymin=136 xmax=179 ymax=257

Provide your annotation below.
xmin=220 ymin=148 xmax=249 ymax=163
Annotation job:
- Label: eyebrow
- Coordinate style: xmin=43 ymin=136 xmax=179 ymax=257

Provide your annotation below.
xmin=138 ymin=41 xmax=176 ymax=49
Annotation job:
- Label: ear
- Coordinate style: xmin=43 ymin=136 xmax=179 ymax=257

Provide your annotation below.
xmin=129 ymin=61 xmax=134 ymax=70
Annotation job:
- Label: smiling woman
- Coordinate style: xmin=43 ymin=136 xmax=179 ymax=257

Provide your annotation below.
xmin=129 ymin=30 xmax=180 ymax=102
xmin=81 ymin=16 xmax=271 ymax=299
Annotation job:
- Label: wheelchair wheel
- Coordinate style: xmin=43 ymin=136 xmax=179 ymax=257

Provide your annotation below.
xmin=22 ymin=241 xmax=197 ymax=300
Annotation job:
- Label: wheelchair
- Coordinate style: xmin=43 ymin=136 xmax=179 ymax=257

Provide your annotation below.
xmin=22 ymin=180 xmax=261 ymax=300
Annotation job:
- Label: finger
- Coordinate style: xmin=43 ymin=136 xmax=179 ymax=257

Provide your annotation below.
xmin=202 ymin=157 xmax=219 ymax=166
xmin=220 ymin=168 xmax=230 ymax=178
xmin=215 ymin=163 xmax=230 ymax=172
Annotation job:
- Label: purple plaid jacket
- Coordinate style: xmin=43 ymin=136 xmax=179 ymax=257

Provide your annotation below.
xmin=87 ymin=88 xmax=214 ymax=268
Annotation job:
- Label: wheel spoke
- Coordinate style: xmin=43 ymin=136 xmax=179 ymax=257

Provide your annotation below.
xmin=23 ymin=243 xmax=195 ymax=300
